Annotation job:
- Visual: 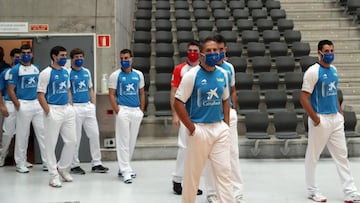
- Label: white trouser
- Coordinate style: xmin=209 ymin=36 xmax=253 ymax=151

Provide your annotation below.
xmin=44 ymin=105 xmax=76 ymax=177
xmin=0 ymin=101 xmax=16 ymax=157
xmin=172 ymin=122 xmax=189 ymax=183
xmin=305 ymin=112 xmax=358 ymax=196
xmin=115 ymin=105 xmax=143 ymax=174
xmin=204 ymin=109 xmax=245 ymax=198
xmin=182 ymin=121 xmax=234 ymax=203
xmin=14 ymin=99 xmax=47 ymax=167
xmin=71 ymin=103 xmax=102 ymax=168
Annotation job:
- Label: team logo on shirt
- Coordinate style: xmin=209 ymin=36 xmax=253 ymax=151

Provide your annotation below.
xmin=126 ymin=83 xmax=135 ymax=91
xmin=201 ymin=79 xmax=207 ymax=85
xmin=207 ymin=88 xmax=219 ymax=100
xmin=24 ymin=76 xmax=37 ymax=88
xmin=59 ymin=81 xmax=67 ymax=89
xmin=203 ymin=87 xmax=221 ymax=106
xmin=78 ymin=80 xmax=87 ymax=88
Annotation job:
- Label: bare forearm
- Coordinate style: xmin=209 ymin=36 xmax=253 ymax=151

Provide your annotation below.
xmin=222 ymin=99 xmax=230 ymax=125
xmin=37 ymin=92 xmax=49 ymax=114
xmin=174 ymin=99 xmax=195 ymax=133
xmin=139 ymin=88 xmax=145 ymax=112
xmin=230 ymin=86 xmax=237 ymax=109
xmin=108 ymin=89 xmax=119 ymax=113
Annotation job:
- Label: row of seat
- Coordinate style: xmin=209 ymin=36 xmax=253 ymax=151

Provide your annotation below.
xmin=340 ymin=0 xmax=360 ymax=23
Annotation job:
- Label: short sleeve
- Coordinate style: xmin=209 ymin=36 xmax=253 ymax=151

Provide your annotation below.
xmin=108 ymin=70 xmax=120 ymax=89
xmin=37 ymin=67 xmax=51 ymax=93
xmin=302 ymin=64 xmax=319 ymax=94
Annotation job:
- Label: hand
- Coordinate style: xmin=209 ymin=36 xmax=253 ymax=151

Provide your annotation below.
xmin=189 ymin=125 xmax=196 ymax=136
xmin=313 ymin=117 xmax=320 ymax=126
xmin=172 ymin=114 xmax=180 ymax=128
xmin=0 ymin=106 xmax=9 ymax=117
xmin=14 ymin=102 xmax=20 ymax=110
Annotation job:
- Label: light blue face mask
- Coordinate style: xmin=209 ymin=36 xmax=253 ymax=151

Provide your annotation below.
xmin=204 ymin=52 xmax=220 ymax=67
xmin=120 ymin=60 xmax=131 ymax=69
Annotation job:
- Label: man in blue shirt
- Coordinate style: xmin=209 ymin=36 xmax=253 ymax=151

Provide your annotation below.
xmin=8 ymin=45 xmax=47 ymax=173
xmin=301 ymin=40 xmax=360 ymax=203
xmin=108 ymin=49 xmax=145 ymax=184
xmin=0 ymin=48 xmax=21 ymax=167
xmin=68 ymin=48 xmax=108 ymax=175
xmin=37 ymin=46 xmax=76 ymax=188
xmin=174 ymin=36 xmax=234 ymax=203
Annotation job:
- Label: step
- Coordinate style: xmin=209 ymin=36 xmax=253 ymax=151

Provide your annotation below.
xmin=293 ymin=18 xmax=353 ymax=29
xmin=303 ymin=38 xmax=360 ymax=50
xmin=300 ymin=27 xmax=360 ymax=39
xmin=280 ymin=1 xmax=339 ymax=9
xmin=286 ymin=8 xmax=345 ymax=19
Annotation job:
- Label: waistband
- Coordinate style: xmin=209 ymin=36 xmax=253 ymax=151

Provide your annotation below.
xmin=317 ymin=112 xmax=339 ymax=117
xmin=194 ymin=121 xmax=223 ymax=126
xmin=119 ymin=105 xmax=140 ymax=110
xmin=49 ymin=104 xmax=71 ymax=109
xmin=73 ymin=102 xmax=92 ymax=106
xmin=19 ymin=99 xmax=38 ymax=103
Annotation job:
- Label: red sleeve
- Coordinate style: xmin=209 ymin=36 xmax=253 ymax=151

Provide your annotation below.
xmin=171 ymin=62 xmax=186 ymax=88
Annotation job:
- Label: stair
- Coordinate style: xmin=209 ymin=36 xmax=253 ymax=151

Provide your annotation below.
xmin=280 ymin=0 xmax=360 ymax=115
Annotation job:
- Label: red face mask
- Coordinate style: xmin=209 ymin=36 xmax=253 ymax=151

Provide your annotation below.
xmin=187 ymin=52 xmax=199 ymax=63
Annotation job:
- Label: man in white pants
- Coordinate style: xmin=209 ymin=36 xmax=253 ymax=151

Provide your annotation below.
xmin=8 ymin=45 xmax=47 ymax=173
xmin=68 ymin=48 xmax=108 ymax=175
xmin=108 ymin=49 xmax=145 ymax=184
xmin=37 ymin=46 xmax=77 ymax=188
xmin=204 ymin=34 xmax=245 ymax=203
xmin=170 ymin=40 xmax=203 ymax=196
xmin=174 ymin=36 xmax=234 ymax=203
xmin=300 ymin=40 xmax=360 ymax=203
xmin=0 ymin=48 xmax=21 ymax=166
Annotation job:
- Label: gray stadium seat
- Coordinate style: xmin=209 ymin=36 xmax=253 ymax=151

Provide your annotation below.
xmin=346 ymin=0 xmax=360 ymax=15
xmin=277 ymin=19 xmax=294 ymax=32
xmin=154 ymin=91 xmax=172 ymax=117
xmin=226 ymin=42 xmax=243 ymax=57
xmin=156 ymin=1 xmax=170 ymax=10
xmin=156 ymin=31 xmax=173 ymax=43
xmin=291 ymin=42 xmax=311 ymax=58
xmin=270 ymin=9 xmax=287 ymax=22
xmin=262 ymin=30 xmax=280 ymax=44
xmin=219 ymin=30 xmax=238 ymax=42
xmin=216 ymin=19 xmax=234 ymax=31
xmin=229 ymin=0 xmax=246 ymax=10
xmin=237 ymin=90 xmax=261 ymax=114
xmin=213 ymin=9 xmax=231 ymax=19
xmin=210 ymin=1 xmax=226 ymax=9
xmin=247 ymin=0 xmax=263 ymax=12
xmin=250 ymin=56 xmax=271 ymax=72
xmin=235 ymin=72 xmax=253 ymax=90
xmin=344 ymin=111 xmax=360 ymax=138
xmin=284 ymin=30 xmax=301 ymax=45
xmin=175 ymin=9 xmax=191 ymax=19
xmin=251 ymin=9 xmax=268 ymax=21
xmin=193 ymin=1 xmax=208 ymax=9
xmin=258 ymin=72 xmax=279 ymax=90
xmin=299 ymin=56 xmax=318 ymax=72
xmin=133 ymin=57 xmax=150 ymax=73
xmin=198 ymin=30 xmax=215 ymax=41
xmin=177 ymin=31 xmax=194 ymax=43
xmin=233 ymin=9 xmax=250 ymax=20
xmin=269 ymin=42 xmax=289 ymax=57
xmin=264 ymin=89 xmax=288 ymax=114
xmin=176 ymin=19 xmax=193 ymax=31
xmin=134 ymin=31 xmax=152 ymax=43
xmin=291 ymin=89 xmax=305 ymax=114
xmin=155 ymin=10 xmax=171 ymax=19
xmin=174 ymin=1 xmax=189 ymax=9
xmin=155 ymin=57 xmax=174 ymax=73
xmin=133 ymin=43 xmax=151 ymax=57
xmin=156 ymin=43 xmax=174 ymax=57
xmin=246 ymin=42 xmax=266 ymax=57
xmin=284 ymin=72 xmax=304 ymax=90
xmin=237 ymin=19 xmax=254 ymax=32
xmin=241 ymin=30 xmax=260 ymax=44
xmin=196 ymin=19 xmax=214 ymax=31
xmin=273 ymin=111 xmax=300 ymax=139
xmin=156 ymin=19 xmax=172 ymax=31
xmin=245 ymin=111 xmax=270 ymax=139
xmin=178 ymin=42 xmax=188 ymax=57
xmin=275 ymin=56 xmax=295 ymax=74
xmin=155 ymin=73 xmax=172 ymax=91
xmin=135 ymin=9 xmax=152 ymax=19
xmin=135 ymin=19 xmax=151 ymax=31
xmin=265 ymin=0 xmax=281 ymax=12
xmin=193 ymin=9 xmax=211 ymax=19
xmin=228 ymin=56 xmax=248 ymax=72
xmin=256 ymin=19 xmax=274 ymax=32
xmin=143 ymin=74 xmax=150 ymax=92
xmin=137 ymin=1 xmax=152 ymax=9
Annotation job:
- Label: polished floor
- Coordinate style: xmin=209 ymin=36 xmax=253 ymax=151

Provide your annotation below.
xmin=1 ymin=158 xmax=360 ymax=203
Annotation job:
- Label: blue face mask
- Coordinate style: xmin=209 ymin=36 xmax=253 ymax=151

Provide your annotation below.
xmin=74 ymin=58 xmax=84 ymax=67
xmin=219 ymin=52 xmax=225 ymax=61
xmin=204 ymin=53 xmax=220 ymax=67
xmin=120 ymin=60 xmax=131 ymax=69
xmin=22 ymin=54 xmax=31 ymax=63
xmin=321 ymin=53 xmax=334 ymax=64
xmin=57 ymin=57 xmax=67 ymax=66
xmin=14 ymin=58 xmax=22 ymax=65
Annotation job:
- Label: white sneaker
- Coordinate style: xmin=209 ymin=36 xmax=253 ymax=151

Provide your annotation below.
xmin=235 ymin=195 xmax=246 ymax=203
xmin=123 ymin=172 xmax=132 ymax=184
xmin=207 ymin=195 xmax=219 ymax=203
xmin=58 ymin=169 xmax=73 ymax=182
xmin=308 ymin=193 xmax=327 ymax=202
xmin=345 ymin=192 xmax=360 ymax=203
xmin=16 ymin=165 xmax=30 ymax=173
xmin=26 ymin=162 xmax=33 ymax=168
xmin=49 ymin=175 xmax=62 ymax=188
xmin=0 ymin=156 xmax=5 ymax=167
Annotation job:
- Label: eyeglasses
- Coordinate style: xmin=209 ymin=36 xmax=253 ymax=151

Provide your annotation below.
xmin=21 ymin=51 xmax=31 ymax=54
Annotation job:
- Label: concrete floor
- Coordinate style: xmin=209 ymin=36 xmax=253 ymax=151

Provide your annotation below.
xmin=1 ymin=158 xmax=360 ymax=203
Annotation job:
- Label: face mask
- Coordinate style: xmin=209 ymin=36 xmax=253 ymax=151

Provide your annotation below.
xmin=187 ymin=52 xmax=199 ymax=63
xmin=121 ymin=60 xmax=131 ymax=69
xmin=219 ymin=52 xmax=225 ymax=61
xmin=321 ymin=52 xmax=334 ymax=64
xmin=74 ymin=58 xmax=84 ymax=67
xmin=57 ymin=57 xmax=67 ymax=66
xmin=204 ymin=53 xmax=219 ymax=67
xmin=22 ymin=54 xmax=31 ymax=63
xmin=14 ymin=58 xmax=22 ymax=65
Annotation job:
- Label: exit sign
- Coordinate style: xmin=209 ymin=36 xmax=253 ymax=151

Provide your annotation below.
xmin=97 ymin=35 xmax=111 ymax=48
xmin=30 ymin=24 xmax=49 ymax=31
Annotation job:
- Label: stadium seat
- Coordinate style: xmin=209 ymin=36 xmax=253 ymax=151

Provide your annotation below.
xmin=291 ymin=42 xmax=311 ymax=58
xmin=273 ymin=111 xmax=301 ymax=141
xmin=196 ymin=19 xmax=214 ymax=31
xmin=178 ymin=42 xmax=188 ymax=57
xmin=228 ymin=56 xmax=248 ymax=72
xmin=258 ymin=72 xmax=279 ymax=90
xmin=135 ymin=19 xmax=151 ymax=31
xmin=250 ymin=56 xmax=271 ymax=72
xmin=175 ymin=9 xmax=191 ymax=19
xmin=155 ymin=57 xmax=174 ymax=73
xmin=156 ymin=1 xmax=170 ymax=10
xmin=229 ymin=0 xmax=246 ymax=10
xmin=233 ymin=9 xmax=250 ymax=20
xmin=241 ymin=30 xmax=260 ymax=44
xmin=216 ymin=19 xmax=234 ymax=31
xmin=155 ymin=10 xmax=171 ymax=19
xmin=246 ymin=42 xmax=266 ymax=57
xmin=193 ymin=0 xmax=208 ymax=9
xmin=284 ymin=30 xmax=301 ymax=45
xmin=256 ymin=19 xmax=274 ymax=32
xmin=143 ymin=73 xmax=150 ymax=92
xmin=154 ymin=91 xmax=172 ymax=117
xmin=299 ymin=56 xmax=318 ymax=72
xmin=210 ymin=1 xmax=226 ymax=9
xmin=213 ymin=9 xmax=231 ymax=19
xmin=265 ymin=0 xmax=281 ymax=12
xmin=344 ymin=111 xmax=360 ymax=138
xmin=155 ymin=73 xmax=172 ymax=91
xmin=264 ymin=89 xmax=288 ymax=113
xmin=134 ymin=31 xmax=152 ymax=43
xmin=276 ymin=19 xmax=294 ymax=32
xmin=219 ymin=30 xmax=238 ymax=42
xmin=237 ymin=19 xmax=254 ymax=32
xmin=133 ymin=43 xmax=151 ymax=57
xmin=137 ymin=1 xmax=152 ymax=9
xmin=237 ymin=90 xmax=261 ymax=114
xmin=156 ymin=31 xmax=173 ymax=43
xmin=291 ymin=89 xmax=305 ymax=114
xmin=174 ymin=1 xmax=189 ymax=9
xmin=198 ymin=30 xmax=214 ymax=42
xmin=156 ymin=19 xmax=172 ymax=31
xmin=176 ymin=19 xmax=193 ymax=31
xmin=245 ymin=111 xmax=270 ymax=157
xmin=251 ymin=9 xmax=268 ymax=21
xmin=176 ymin=31 xmax=194 ymax=43
xmin=346 ymin=0 xmax=360 ymax=15
xmin=275 ymin=56 xmax=295 ymax=74
xmin=247 ymin=0 xmax=263 ymax=12
xmin=262 ymin=30 xmax=281 ymax=44
xmin=226 ymin=42 xmax=243 ymax=57
xmin=193 ymin=9 xmax=211 ymax=19
xmin=269 ymin=42 xmax=289 ymax=57
xmin=135 ymin=9 xmax=152 ymax=19
xmin=156 ymin=43 xmax=174 ymax=57
xmin=284 ymin=72 xmax=304 ymax=90
xmin=235 ymin=72 xmax=253 ymax=90
xmin=270 ymin=9 xmax=287 ymax=22
xmin=133 ymin=57 xmax=150 ymax=73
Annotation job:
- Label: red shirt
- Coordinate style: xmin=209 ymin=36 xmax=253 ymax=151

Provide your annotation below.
xmin=171 ymin=62 xmax=194 ymax=88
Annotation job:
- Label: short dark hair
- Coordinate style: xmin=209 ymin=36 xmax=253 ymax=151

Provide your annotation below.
xmin=201 ymin=36 xmax=217 ymax=52
xmin=20 ymin=44 xmax=32 ymax=52
xmin=213 ymin=34 xmax=226 ymax=46
xmin=10 ymin=48 xmax=21 ymax=57
xmin=70 ymin=48 xmax=84 ymax=59
xmin=50 ymin=46 xmax=67 ymax=60
xmin=187 ymin=40 xmax=200 ymax=49
xmin=318 ymin=40 xmax=333 ymax=51
xmin=120 ymin=49 xmax=132 ymax=57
